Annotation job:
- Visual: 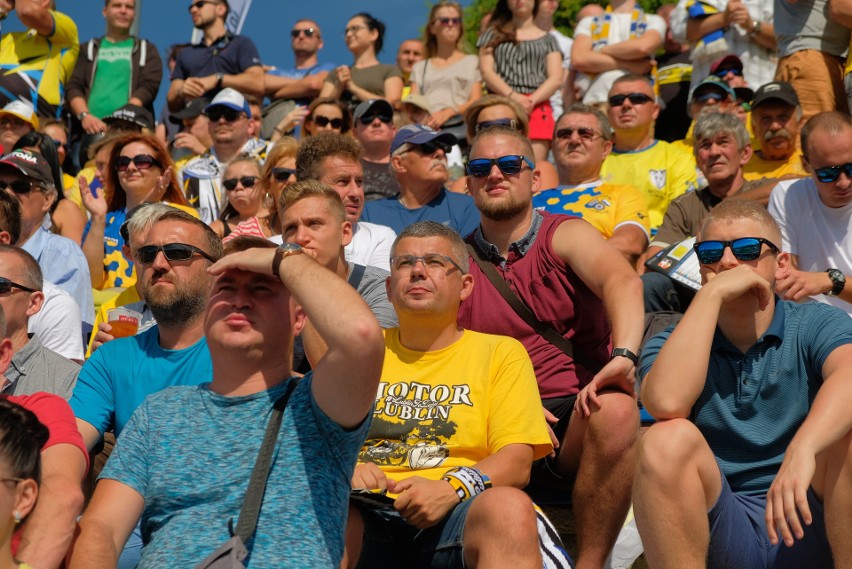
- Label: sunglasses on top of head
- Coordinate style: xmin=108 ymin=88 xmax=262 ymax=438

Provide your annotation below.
xmin=693 ymin=237 xmax=779 ymax=265
xmin=466 ymin=155 xmax=534 ymax=178
xmin=115 ymin=154 xmax=162 ymax=172
xmin=136 ymin=243 xmax=216 ymax=265
xmin=608 ymin=93 xmax=654 ymax=107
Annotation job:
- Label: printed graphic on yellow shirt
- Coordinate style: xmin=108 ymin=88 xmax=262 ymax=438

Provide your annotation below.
xmin=360 ymin=380 xmax=473 ymax=471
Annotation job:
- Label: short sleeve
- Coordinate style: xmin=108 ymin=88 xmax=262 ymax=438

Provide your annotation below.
xmin=70 ymin=345 xmax=117 ymax=436
xmin=644 ymin=13 xmax=667 ymax=38
xmin=233 ymin=36 xmax=262 ymax=71
xmin=476 ymin=28 xmax=494 ymax=49
xmin=636 ymin=327 xmax=673 ymax=386
xmin=574 ymin=16 xmax=594 ymax=38
xmin=612 ymin=184 xmax=651 ymax=237
xmin=14 ymin=392 xmax=90 ymax=473
xmin=767 ymin=181 xmax=794 ymax=253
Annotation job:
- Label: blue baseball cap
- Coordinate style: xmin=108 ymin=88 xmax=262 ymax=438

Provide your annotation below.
xmin=391 ymin=124 xmax=457 ymax=155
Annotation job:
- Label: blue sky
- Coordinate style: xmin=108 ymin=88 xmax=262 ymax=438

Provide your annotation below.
xmin=6 ymin=0 xmax=474 ymax=114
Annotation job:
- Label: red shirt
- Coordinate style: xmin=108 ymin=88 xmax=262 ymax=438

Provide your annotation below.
xmin=458 ymin=212 xmax=612 ymax=399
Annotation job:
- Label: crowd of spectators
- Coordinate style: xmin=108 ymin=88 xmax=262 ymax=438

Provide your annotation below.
xmin=0 ymin=0 xmax=850 ymax=567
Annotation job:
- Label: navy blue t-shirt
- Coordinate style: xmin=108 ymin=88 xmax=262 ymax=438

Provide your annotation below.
xmin=172 ymin=34 xmax=261 ymax=80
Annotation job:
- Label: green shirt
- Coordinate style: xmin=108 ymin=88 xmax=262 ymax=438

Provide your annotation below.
xmin=89 ymin=38 xmax=133 ymax=118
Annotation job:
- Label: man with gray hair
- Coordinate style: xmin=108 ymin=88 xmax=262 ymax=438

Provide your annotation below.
xmin=361 ymin=124 xmax=479 ymax=236
xmin=0 ymin=150 xmax=95 ymax=334
xmin=644 ymin=111 xmax=762 ymax=312
xmin=534 ymin=104 xmax=650 ymax=264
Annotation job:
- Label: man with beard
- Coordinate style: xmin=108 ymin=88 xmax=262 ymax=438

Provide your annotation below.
xmin=457 ymin=126 xmax=644 ymax=569
xmin=70 ymin=205 xmax=222 ymax=451
xmin=740 ymin=82 xmax=808 ymax=204
xmin=362 ymin=124 xmax=479 ymax=236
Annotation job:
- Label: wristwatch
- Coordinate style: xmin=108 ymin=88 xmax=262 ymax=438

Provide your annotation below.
xmin=611 ymin=347 xmax=639 ymax=366
xmin=76 ymin=111 xmax=89 ymax=121
xmin=749 ymin=20 xmax=762 ymax=35
xmin=826 ymin=268 xmax=846 ymax=296
xmin=272 ymin=243 xmax=302 ymax=280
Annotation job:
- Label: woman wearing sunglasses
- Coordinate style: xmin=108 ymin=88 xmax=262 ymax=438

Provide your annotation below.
xmin=319 ymin=12 xmax=403 ymax=109
xmin=478 ymin=0 xmax=563 ymax=163
xmin=302 ymin=98 xmax=352 ymax=138
xmin=210 ymin=155 xmax=267 ymax=239
xmin=80 ymin=132 xmax=197 ymax=291
xmin=453 ymin=95 xmax=558 ymax=192
xmin=410 ymin=2 xmax=482 ymax=132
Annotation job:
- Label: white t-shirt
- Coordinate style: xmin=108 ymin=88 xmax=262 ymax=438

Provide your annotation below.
xmin=574 ymin=12 xmax=666 ymax=104
xmin=768 ymin=178 xmax=852 ymax=316
xmin=549 ymin=28 xmax=574 ymax=118
xmin=29 ymin=282 xmax=85 ymax=363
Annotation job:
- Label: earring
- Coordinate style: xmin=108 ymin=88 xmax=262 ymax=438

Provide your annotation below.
xmin=13 ymin=511 xmax=20 ymax=524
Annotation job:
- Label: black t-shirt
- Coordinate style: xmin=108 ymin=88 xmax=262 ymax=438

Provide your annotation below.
xmin=361 ymin=158 xmax=401 ymax=201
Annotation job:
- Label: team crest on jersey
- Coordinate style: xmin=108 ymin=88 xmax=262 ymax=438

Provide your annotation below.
xmin=585 ymin=198 xmax=611 ymax=212
xmin=649 ymin=169 xmax=667 ymax=189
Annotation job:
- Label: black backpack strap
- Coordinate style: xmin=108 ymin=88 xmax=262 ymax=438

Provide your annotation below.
xmin=348 ymin=263 xmax=366 ymax=290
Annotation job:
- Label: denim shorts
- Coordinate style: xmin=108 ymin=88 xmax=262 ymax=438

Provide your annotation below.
xmin=707 ymin=467 xmax=832 ymax=569
xmin=354 ymin=496 xmax=476 ymax=569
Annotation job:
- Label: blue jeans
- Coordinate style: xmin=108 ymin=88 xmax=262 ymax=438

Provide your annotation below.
xmin=117 ymin=521 xmax=142 ymax=569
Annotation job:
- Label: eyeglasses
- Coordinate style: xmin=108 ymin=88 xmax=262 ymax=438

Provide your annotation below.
xmin=608 ymin=93 xmax=654 ymax=107
xmin=358 ymin=112 xmax=392 ymax=125
xmin=693 ymin=91 xmax=727 ymax=104
xmin=312 ymin=115 xmax=343 ymax=129
xmin=205 ymin=107 xmax=244 ymax=122
xmin=0 ymin=117 xmax=27 ymax=129
xmin=136 ymin=243 xmax=216 ymax=265
xmin=555 ymin=126 xmax=603 ymax=142
xmin=391 ymin=254 xmax=465 ymax=274
xmin=222 ymin=176 xmax=259 ymax=191
xmin=812 ymin=161 xmax=852 ymax=183
xmin=344 ymin=24 xmax=367 ymax=36
xmin=411 ymin=139 xmax=452 ymax=155
xmin=693 ymin=237 xmax=779 ymax=265
xmin=0 ymin=180 xmax=39 ymax=195
xmin=474 ymin=118 xmax=518 ymax=134
xmin=271 ymin=167 xmax=297 ymax=182
xmin=116 ymin=154 xmax=162 ymax=172
xmin=435 ymin=17 xmax=461 ymax=26
xmin=713 ymin=67 xmax=743 ymax=78
xmin=0 ymin=277 xmax=38 ymax=294
xmin=291 ymin=28 xmax=316 ymax=38
xmin=466 ymin=155 xmax=534 ymax=178
xmin=188 ymin=0 xmax=218 ymax=11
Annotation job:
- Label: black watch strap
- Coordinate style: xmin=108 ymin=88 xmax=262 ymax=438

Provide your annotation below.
xmin=611 ymin=347 xmax=639 ymax=366
xmin=826 ymin=268 xmax=846 ymax=296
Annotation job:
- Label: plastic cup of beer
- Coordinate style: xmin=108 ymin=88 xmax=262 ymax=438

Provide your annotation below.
xmin=107 ymin=307 xmax=142 ymax=339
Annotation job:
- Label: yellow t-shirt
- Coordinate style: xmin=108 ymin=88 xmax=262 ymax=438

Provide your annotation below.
xmin=601 ymin=140 xmax=699 ymax=232
xmin=743 ymin=149 xmax=807 ymax=181
xmin=359 ymin=329 xmax=552 ymax=483
xmin=0 ymin=11 xmax=79 ymax=115
xmin=532 ymin=180 xmax=650 ymax=239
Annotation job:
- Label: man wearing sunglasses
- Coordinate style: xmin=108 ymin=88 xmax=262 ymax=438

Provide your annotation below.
xmin=296 ymin=133 xmax=396 ymax=271
xmin=177 ymin=88 xmax=268 ymax=224
xmin=601 ymin=74 xmax=699 ymax=234
xmin=635 ymin=198 xmax=852 ymax=568
xmin=768 ymin=111 xmax=852 ymax=317
xmin=741 ymin=82 xmax=808 ymax=204
xmin=459 ymin=126 xmax=644 ymax=569
xmin=264 ymin=20 xmax=334 ymax=105
xmin=352 ymin=99 xmax=402 ymax=201
xmin=362 ymin=124 xmax=478 ymax=237
xmin=166 ymin=0 xmax=263 ymax=112
xmin=533 ymin=104 xmax=650 ymax=265
xmin=0 ymin=150 xmax=95 ymax=336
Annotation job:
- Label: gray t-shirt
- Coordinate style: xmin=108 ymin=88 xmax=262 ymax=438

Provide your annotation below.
xmin=101 ymin=376 xmax=371 ymax=568
xmin=362 ymin=158 xmax=401 ymax=201
xmin=350 ymin=263 xmax=398 ymax=329
xmin=774 ymin=0 xmax=850 ymax=57
xmin=5 ymin=335 xmax=79 ymax=399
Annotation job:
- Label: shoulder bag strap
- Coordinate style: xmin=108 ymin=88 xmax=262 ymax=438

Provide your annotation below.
xmin=466 ymin=243 xmax=602 ymax=373
xmin=347 ymin=263 xmax=366 ymax=290
xmin=233 ymin=378 xmax=300 ymax=541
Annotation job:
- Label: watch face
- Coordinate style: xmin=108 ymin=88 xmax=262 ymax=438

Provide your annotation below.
xmin=279 ymin=243 xmax=302 ymax=254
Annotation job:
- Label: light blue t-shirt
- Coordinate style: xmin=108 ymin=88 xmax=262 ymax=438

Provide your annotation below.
xmin=361 ymin=188 xmax=480 ymax=237
xmin=101 ymin=376 xmax=370 ymax=568
xmin=70 ymin=326 xmax=211 ymax=437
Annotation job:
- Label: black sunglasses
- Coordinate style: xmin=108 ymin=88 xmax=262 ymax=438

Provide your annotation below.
xmin=608 ymin=93 xmax=654 ymax=107
xmin=0 ymin=276 xmax=38 ymax=294
xmin=474 ymin=118 xmax=518 ymax=134
xmin=290 ymin=28 xmax=316 ymax=38
xmin=813 ymin=161 xmax=852 ymax=183
xmin=205 ymin=107 xmax=244 ymax=122
xmin=271 ymin=167 xmax=297 ymax=182
xmin=412 ymin=139 xmax=452 ymax=155
xmin=116 ymin=154 xmax=162 ymax=172
xmin=136 ymin=243 xmax=216 ymax=265
xmin=0 ymin=180 xmax=39 ymax=195
xmin=466 ymin=155 xmax=534 ymax=178
xmin=555 ymin=126 xmax=602 ymax=142
xmin=222 ymin=176 xmax=259 ymax=191
xmin=312 ymin=115 xmax=343 ymax=129
xmin=358 ymin=112 xmax=393 ymax=125
xmin=188 ymin=0 xmax=218 ymax=11
xmin=693 ymin=237 xmax=780 ymax=265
